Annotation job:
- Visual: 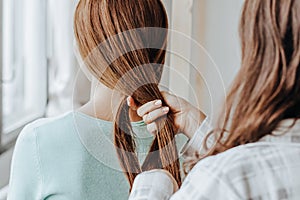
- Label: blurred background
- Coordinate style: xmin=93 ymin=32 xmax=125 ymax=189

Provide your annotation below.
xmin=0 ymin=0 xmax=244 ymax=199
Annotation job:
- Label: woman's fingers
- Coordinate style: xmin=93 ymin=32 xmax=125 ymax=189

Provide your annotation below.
xmin=127 ymin=96 xmax=173 ymax=135
xmin=127 ymin=96 xmax=170 ymax=126
xmin=137 ymin=100 xmax=163 ymax=117
xmin=142 ymin=107 xmax=169 ymax=124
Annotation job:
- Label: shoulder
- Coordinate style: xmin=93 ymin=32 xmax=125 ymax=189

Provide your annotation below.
xmin=187 ymin=142 xmax=300 ymax=199
xmin=178 ymin=145 xmax=263 ymax=199
xmin=29 ymin=112 xmax=75 ymax=133
xmin=173 ymin=146 xmax=254 ymax=200
xmin=188 ymin=143 xmax=273 ymax=192
xmin=192 ymin=144 xmax=262 ymax=179
xmin=15 ymin=112 xmax=77 ymax=154
xmin=20 ymin=112 xmax=74 ymax=138
xmin=13 ymin=112 xmax=85 ymax=174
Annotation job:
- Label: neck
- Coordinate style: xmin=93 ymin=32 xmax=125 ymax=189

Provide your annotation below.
xmin=78 ymin=78 xmax=142 ymax=122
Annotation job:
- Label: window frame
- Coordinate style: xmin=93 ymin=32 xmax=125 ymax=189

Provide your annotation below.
xmin=0 ymin=0 xmax=3 ymax=153
xmin=0 ymin=0 xmax=48 ymax=154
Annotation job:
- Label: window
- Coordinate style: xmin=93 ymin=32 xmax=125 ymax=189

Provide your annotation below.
xmin=0 ymin=0 xmax=48 ymax=149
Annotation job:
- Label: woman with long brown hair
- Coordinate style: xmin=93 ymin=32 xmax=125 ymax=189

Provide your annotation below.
xmin=129 ymin=0 xmax=300 ymax=199
xmin=8 ymin=0 xmax=184 ymax=199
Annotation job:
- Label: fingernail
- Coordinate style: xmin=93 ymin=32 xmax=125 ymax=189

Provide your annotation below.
xmin=127 ymin=97 xmax=130 ymax=106
xmin=163 ymin=107 xmax=169 ymax=113
xmin=155 ymin=100 xmax=162 ymax=106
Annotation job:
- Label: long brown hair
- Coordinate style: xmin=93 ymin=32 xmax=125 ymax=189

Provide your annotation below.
xmin=74 ymin=0 xmax=181 ymax=189
xmin=188 ymin=0 xmax=300 ymax=169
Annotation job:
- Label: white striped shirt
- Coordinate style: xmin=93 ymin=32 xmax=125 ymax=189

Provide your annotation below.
xmin=129 ymin=119 xmax=300 ymax=200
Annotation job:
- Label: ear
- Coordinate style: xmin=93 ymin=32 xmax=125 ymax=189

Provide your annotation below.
xmin=127 ymin=96 xmax=138 ymax=111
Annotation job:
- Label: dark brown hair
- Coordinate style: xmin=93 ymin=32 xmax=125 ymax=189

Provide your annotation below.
xmin=188 ymin=0 xmax=300 ymax=169
xmin=74 ymin=0 xmax=181 ymax=189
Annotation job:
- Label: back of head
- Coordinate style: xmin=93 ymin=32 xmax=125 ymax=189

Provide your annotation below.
xmin=189 ymin=0 xmax=300 ymax=168
xmin=231 ymin=0 xmax=300 ymax=143
xmin=74 ymin=0 xmax=181 ymax=189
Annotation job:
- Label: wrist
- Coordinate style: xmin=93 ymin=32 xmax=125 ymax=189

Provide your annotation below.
xmin=183 ymin=107 xmax=206 ymax=139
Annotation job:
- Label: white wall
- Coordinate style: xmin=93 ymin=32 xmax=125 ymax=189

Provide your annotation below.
xmin=163 ymin=0 xmax=244 ymax=122
xmin=203 ymin=0 xmax=244 ymax=86
xmin=195 ymin=0 xmax=244 ymax=121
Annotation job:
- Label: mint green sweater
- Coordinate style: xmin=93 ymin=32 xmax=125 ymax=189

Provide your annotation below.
xmin=8 ymin=111 xmax=186 ymax=200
